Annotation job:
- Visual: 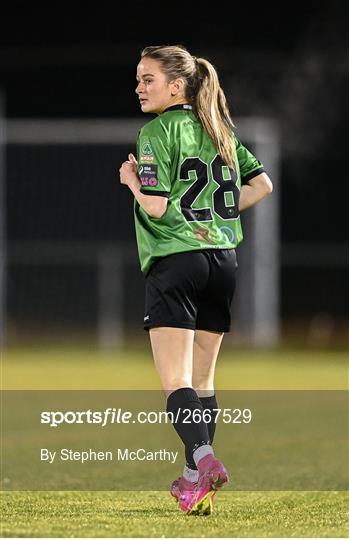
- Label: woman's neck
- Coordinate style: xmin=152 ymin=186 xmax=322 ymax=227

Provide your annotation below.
xmin=159 ymin=97 xmax=190 ymax=114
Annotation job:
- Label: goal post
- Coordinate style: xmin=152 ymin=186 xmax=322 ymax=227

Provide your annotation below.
xmin=233 ymin=118 xmax=280 ymax=347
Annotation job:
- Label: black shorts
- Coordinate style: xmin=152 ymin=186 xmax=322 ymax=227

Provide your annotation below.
xmin=144 ymin=249 xmax=237 ymax=333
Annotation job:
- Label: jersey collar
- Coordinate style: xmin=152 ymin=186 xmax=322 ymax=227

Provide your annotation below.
xmin=162 ymin=104 xmax=193 ymax=113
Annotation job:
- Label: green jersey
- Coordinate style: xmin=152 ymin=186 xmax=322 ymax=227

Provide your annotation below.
xmin=134 ymin=104 xmax=264 ymax=275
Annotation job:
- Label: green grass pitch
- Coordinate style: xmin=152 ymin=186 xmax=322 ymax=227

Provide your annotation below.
xmin=1 ymin=491 xmax=348 ymax=538
xmin=1 ymin=345 xmax=348 ymax=537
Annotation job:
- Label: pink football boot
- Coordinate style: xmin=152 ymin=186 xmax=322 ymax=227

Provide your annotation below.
xmin=186 ymin=455 xmax=229 ymax=515
xmin=170 ymin=476 xmax=197 ymax=512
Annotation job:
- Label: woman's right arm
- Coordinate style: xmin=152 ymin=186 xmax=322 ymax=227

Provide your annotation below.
xmin=129 ymin=180 xmax=168 ymax=219
xmin=119 ymin=157 xmax=168 ymax=219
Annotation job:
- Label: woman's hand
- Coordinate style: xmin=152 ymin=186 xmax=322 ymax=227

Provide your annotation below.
xmin=128 ymin=153 xmax=138 ymax=174
xmin=119 ymin=153 xmax=139 ymax=188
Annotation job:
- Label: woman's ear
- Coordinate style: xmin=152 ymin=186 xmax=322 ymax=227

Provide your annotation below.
xmin=170 ymin=78 xmax=185 ymax=96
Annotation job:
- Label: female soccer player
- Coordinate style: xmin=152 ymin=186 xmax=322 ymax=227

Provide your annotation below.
xmin=119 ymin=45 xmax=272 ymax=515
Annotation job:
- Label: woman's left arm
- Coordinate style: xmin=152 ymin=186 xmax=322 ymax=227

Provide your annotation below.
xmin=239 ymin=172 xmax=273 ymax=212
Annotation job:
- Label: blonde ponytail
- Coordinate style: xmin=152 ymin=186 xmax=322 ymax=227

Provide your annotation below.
xmin=195 ymin=58 xmax=236 ymax=169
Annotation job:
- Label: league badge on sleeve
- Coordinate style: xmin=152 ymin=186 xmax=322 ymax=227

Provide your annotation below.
xmin=140 ymin=164 xmax=158 ymax=187
xmin=141 ymin=142 xmax=154 ymax=162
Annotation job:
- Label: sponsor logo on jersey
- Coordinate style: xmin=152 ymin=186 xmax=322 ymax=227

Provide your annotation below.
xmin=140 ymin=164 xmax=158 ymax=188
xmin=141 ymin=155 xmax=154 ymax=162
xmin=141 ymin=142 xmax=153 ymax=155
xmin=141 ymin=177 xmax=158 ymax=187
xmin=219 ymin=226 xmax=235 ymax=243
xmin=194 ymin=226 xmax=214 ymax=244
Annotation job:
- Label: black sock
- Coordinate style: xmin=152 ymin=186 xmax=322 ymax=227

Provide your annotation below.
xmin=200 ymin=395 xmax=218 ymax=443
xmin=166 ymin=387 xmax=210 ymax=457
xmin=185 ymin=394 xmax=218 ymax=470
